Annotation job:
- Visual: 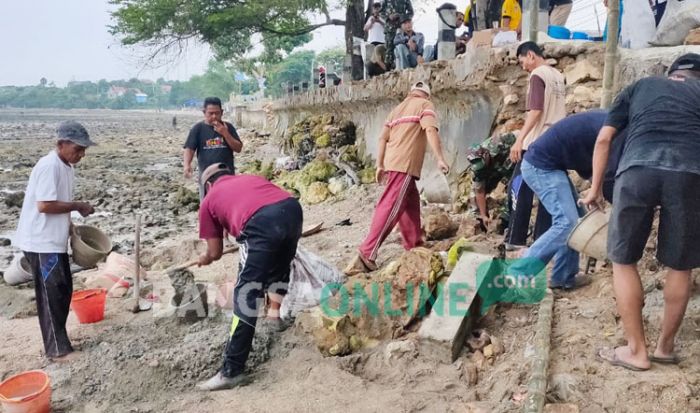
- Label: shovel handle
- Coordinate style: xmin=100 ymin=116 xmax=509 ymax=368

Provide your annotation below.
xmin=168 ymin=245 xmax=239 ymax=272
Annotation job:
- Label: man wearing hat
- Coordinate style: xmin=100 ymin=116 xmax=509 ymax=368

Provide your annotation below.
xmin=14 ymin=121 xmax=96 ymax=361
xmin=393 ymin=16 xmax=425 ymax=69
xmin=582 ymin=53 xmax=700 ymax=371
xmin=195 ymin=163 xmax=303 ymax=391
xmin=345 ymin=82 xmax=449 ymax=275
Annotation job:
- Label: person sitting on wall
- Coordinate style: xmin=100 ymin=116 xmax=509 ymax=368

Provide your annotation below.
xmin=393 ymin=16 xmax=425 ymax=69
xmin=367 ymin=44 xmax=388 ymax=77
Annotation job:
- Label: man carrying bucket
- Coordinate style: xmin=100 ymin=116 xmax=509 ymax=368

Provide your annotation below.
xmin=511 ymin=110 xmax=626 ymax=290
xmin=14 ymin=121 xmax=96 ymax=361
xmin=195 ymin=163 xmax=303 ymax=391
xmin=582 ymin=54 xmax=700 ymax=371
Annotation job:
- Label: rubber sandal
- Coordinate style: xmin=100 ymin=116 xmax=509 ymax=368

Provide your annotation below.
xmin=597 ymin=347 xmax=650 ymax=371
xmin=649 ymin=354 xmax=680 ymax=365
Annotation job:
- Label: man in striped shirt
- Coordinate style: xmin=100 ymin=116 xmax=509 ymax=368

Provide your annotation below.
xmin=345 ymin=81 xmax=450 ymax=275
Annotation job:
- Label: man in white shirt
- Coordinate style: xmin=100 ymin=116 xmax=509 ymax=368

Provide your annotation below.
xmin=14 ymin=121 xmax=96 ymax=361
xmin=365 ymin=2 xmax=386 ymax=45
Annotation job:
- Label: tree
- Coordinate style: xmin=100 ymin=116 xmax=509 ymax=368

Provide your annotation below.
xmin=264 ymin=51 xmax=315 ymax=98
xmin=39 ymin=77 xmax=47 ymax=87
xmin=109 ymin=0 xmax=369 ymax=79
xmin=316 ymin=47 xmax=345 ymax=73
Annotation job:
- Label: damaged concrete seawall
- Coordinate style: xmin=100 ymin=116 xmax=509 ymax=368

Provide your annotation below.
xmin=236 ymin=43 xmax=699 ymax=196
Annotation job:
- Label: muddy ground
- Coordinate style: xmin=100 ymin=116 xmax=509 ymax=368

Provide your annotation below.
xmin=0 ymin=109 xmax=699 ymax=413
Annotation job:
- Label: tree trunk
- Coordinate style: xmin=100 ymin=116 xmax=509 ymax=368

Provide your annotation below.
xmin=346 ymin=0 xmax=366 ymax=81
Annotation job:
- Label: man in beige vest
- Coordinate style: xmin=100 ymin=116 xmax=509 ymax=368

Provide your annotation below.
xmin=505 ymin=41 xmax=566 ymax=250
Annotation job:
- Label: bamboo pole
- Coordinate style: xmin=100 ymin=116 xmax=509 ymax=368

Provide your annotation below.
xmin=528 ymin=0 xmax=538 ymax=43
xmin=523 ymin=289 xmax=554 ymax=413
xmin=601 ymin=0 xmax=620 ymax=109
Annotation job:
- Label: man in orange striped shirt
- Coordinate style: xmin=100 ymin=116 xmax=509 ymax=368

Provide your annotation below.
xmin=345 ymin=81 xmax=450 ymax=275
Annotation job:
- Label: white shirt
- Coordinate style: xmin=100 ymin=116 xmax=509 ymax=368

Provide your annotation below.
xmin=15 ymin=150 xmax=75 ymax=253
xmin=365 ymin=16 xmax=386 ymax=44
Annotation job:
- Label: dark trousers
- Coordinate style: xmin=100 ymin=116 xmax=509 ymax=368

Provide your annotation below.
xmin=221 ymin=198 xmax=303 ymax=377
xmin=506 ymin=159 xmax=552 ymax=246
xmin=24 ymin=252 xmax=74 ymax=358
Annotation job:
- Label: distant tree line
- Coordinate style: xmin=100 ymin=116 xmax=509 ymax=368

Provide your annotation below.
xmin=0 ymin=60 xmax=259 ymax=110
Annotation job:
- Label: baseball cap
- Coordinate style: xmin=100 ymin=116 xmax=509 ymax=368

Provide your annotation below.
xmin=57 ymin=121 xmax=96 ymax=147
xmin=668 ymin=53 xmax=700 ymax=75
xmin=411 ymin=81 xmax=431 ymax=97
xmin=400 ymin=15 xmax=412 ymax=23
xmin=200 ymin=162 xmax=233 ymax=186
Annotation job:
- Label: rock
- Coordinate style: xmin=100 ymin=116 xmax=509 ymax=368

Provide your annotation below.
xmin=482 ymin=344 xmax=494 ymax=359
xmin=384 ymin=339 xmax=417 ymax=362
xmin=463 ymin=402 xmax=493 ymax=413
xmin=358 ymin=167 xmax=376 ymax=184
xmin=4 ymin=192 xmax=24 ymax=208
xmin=571 ymin=85 xmax=601 ymax=104
xmin=461 ymin=361 xmax=479 ymax=385
xmin=0 ymin=238 xmax=10 ymax=247
xmin=301 ymin=182 xmax=330 ymax=204
xmin=685 ymin=28 xmax=700 ymax=45
xmin=423 ymin=210 xmax=458 ymax=240
xmin=548 ymin=373 xmax=581 ymax=403
xmin=490 ymin=335 xmax=505 ymax=356
xmin=315 ymin=132 xmax=331 ymax=148
xmin=299 ymin=160 xmax=338 ymax=186
xmin=544 ymin=404 xmax=579 ymax=413
xmin=327 ymin=177 xmax=348 ymax=195
xmin=467 ymin=329 xmax=491 ymax=352
xmin=171 ymin=187 xmax=199 ymax=212
xmin=504 ymin=94 xmax=519 ymax=105
xmin=564 ymin=59 xmax=602 ymax=85
xmin=471 ymin=350 xmax=487 ymax=370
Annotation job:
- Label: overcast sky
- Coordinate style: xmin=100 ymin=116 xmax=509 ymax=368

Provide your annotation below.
xmin=0 ymin=0 xmax=605 ymax=87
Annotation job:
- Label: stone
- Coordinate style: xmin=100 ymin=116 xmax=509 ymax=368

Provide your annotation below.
xmin=685 ymin=28 xmax=700 ymax=45
xmin=564 ymin=59 xmax=603 ymax=85
xmin=3 ymin=192 xmax=24 ymax=208
xmin=384 ymin=339 xmax=417 ymax=362
xmin=482 ymin=344 xmax=494 ymax=359
xmin=571 ymin=85 xmax=601 ymax=104
xmin=461 ymin=361 xmax=479 ymax=385
xmin=490 ymin=335 xmax=505 ymax=356
xmin=0 ymin=238 xmax=10 ymax=247
xmin=548 ymin=373 xmax=581 ymax=403
xmin=504 ymin=94 xmax=519 ymax=105
xmin=423 ymin=210 xmax=458 ymax=241
xmin=358 ymin=167 xmax=376 ymax=185
xmin=470 ymin=350 xmax=486 ymax=370
xmin=301 ymin=182 xmax=330 ymax=204
xmin=327 ymin=177 xmax=348 ymax=195
xmin=418 ymin=252 xmax=493 ymax=361
xmin=544 ymin=404 xmax=579 ymax=413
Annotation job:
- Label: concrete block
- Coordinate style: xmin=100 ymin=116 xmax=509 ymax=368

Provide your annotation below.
xmin=418 ymin=252 xmax=493 ymax=361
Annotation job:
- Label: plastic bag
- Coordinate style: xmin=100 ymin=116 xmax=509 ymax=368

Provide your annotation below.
xmin=280 ymin=245 xmax=346 ymax=319
xmin=650 ymin=0 xmax=700 ymax=46
xmin=620 ymin=0 xmax=657 ymax=49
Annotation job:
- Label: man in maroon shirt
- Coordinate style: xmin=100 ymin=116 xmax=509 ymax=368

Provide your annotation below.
xmin=195 ymin=163 xmax=303 ymax=391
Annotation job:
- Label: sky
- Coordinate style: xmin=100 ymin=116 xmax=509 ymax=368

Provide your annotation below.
xmin=0 ymin=0 xmax=606 ymax=87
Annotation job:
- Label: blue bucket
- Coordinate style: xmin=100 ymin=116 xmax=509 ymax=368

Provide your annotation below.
xmin=548 ymin=25 xmax=571 ymax=40
xmin=572 ymin=31 xmax=589 ymax=40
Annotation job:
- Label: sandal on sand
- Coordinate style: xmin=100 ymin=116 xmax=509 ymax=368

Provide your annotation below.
xmin=649 ymin=354 xmax=680 ymax=365
xmin=597 ymin=347 xmax=650 ymax=371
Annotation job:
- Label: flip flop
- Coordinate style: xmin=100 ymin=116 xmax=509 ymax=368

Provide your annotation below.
xmin=649 ymin=354 xmax=680 ymax=365
xmin=597 ymin=347 xmax=650 ymax=372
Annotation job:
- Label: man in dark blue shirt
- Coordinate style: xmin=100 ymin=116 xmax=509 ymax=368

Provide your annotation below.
xmin=582 ymin=53 xmax=700 ymax=372
xmin=517 ymin=110 xmax=625 ymax=292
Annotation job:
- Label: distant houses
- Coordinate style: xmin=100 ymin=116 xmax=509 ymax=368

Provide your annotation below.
xmin=107 ymin=83 xmax=173 ymax=104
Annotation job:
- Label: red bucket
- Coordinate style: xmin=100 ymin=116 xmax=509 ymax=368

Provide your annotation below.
xmin=70 ymin=289 xmax=107 ymax=324
xmin=0 ymin=370 xmax=51 ymax=413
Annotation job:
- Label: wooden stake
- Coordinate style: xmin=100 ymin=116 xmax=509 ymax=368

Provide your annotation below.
xmin=601 ymin=0 xmax=620 ymax=109
xmin=132 ymin=215 xmax=141 ymax=313
xmin=524 ymin=289 xmax=554 ymax=413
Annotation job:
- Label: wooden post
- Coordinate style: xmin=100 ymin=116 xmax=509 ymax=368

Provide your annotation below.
xmin=132 ymin=214 xmax=141 ymax=313
xmin=528 ymin=0 xmax=538 ymax=42
xmin=601 ymin=0 xmax=620 ymax=109
xmin=523 ymin=289 xmax=554 ymax=413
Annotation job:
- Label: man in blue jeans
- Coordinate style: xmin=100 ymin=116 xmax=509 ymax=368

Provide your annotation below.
xmin=516 ymin=110 xmax=626 ymax=289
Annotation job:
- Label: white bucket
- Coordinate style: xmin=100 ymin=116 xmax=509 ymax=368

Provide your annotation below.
xmin=3 ymin=255 xmax=33 ymax=286
xmin=567 ymin=209 xmax=610 ymax=261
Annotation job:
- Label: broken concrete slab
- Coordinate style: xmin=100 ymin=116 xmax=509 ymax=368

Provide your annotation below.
xmin=418 ymin=252 xmax=493 ymax=361
xmin=564 ymin=59 xmax=602 ymax=85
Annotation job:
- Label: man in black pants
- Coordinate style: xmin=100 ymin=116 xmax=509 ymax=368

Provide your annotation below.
xmin=195 ymin=163 xmax=303 ymax=391
xmin=14 ymin=121 xmax=96 ymax=361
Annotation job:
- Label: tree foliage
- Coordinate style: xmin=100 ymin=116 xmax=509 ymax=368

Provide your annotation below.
xmin=109 ymin=0 xmax=343 ymax=63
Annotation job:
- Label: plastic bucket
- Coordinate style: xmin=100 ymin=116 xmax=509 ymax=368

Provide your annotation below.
xmin=3 ymin=255 xmax=33 ymax=286
xmin=70 ymin=288 xmax=107 ymax=324
xmin=0 ymin=370 xmax=51 ymax=413
xmin=547 ymin=25 xmax=571 ymax=39
xmin=172 ymin=283 xmax=208 ymax=323
xmin=567 ymin=209 xmax=610 ymax=261
xmin=70 ymin=225 xmax=112 ymax=268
